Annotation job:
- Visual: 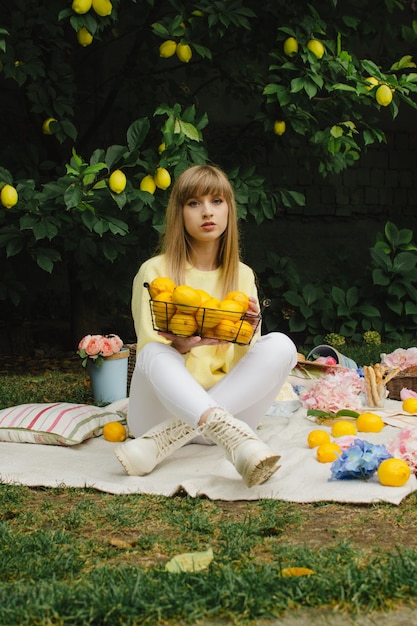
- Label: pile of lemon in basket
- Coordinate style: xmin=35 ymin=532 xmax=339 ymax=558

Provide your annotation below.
xmin=147 ymin=277 xmax=260 ymax=344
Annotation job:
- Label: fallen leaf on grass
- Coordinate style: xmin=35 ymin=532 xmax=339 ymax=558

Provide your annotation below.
xmin=281 ymin=567 xmax=314 ymax=577
xmin=165 ymin=547 xmax=214 ymax=573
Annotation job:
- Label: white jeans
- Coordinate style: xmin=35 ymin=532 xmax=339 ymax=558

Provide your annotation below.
xmin=127 ymin=332 xmax=297 ymax=437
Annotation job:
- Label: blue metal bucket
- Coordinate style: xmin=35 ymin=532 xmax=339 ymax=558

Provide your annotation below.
xmin=88 ymin=348 xmax=129 ymax=404
xmin=307 ymin=344 xmax=357 ymax=370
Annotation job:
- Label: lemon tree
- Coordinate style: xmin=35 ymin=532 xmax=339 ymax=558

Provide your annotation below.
xmin=1 ymin=0 xmax=417 ymax=343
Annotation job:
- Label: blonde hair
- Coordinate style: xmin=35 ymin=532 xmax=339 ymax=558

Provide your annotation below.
xmin=160 ymin=165 xmax=241 ymax=295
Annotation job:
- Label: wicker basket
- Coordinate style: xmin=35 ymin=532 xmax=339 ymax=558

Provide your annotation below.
xmin=124 ymin=343 xmax=137 ymax=393
xmin=386 ymin=366 xmax=417 ymax=401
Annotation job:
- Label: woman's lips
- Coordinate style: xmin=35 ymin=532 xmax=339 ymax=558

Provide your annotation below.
xmin=201 ymin=222 xmax=216 ymax=231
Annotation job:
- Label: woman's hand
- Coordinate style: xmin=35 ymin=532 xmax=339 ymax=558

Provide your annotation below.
xmin=244 ymin=297 xmax=260 ymax=329
xmin=158 ymin=332 xmax=226 ymax=354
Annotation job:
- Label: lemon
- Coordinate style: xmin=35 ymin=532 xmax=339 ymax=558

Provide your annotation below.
xmin=159 ymin=40 xmax=177 ymax=58
xmin=140 ymin=174 xmax=156 ymax=195
xmin=283 ymin=36 xmax=298 ymax=57
xmin=316 ymin=442 xmax=341 ymax=463
xmin=154 ymin=167 xmax=171 ymax=190
xmin=377 ymin=458 xmax=410 ymax=487
xmin=152 ymin=292 xmax=177 ymax=329
xmin=307 ymin=39 xmax=325 ymax=59
xmin=0 ymin=184 xmax=18 ymax=209
xmin=109 ymin=170 xmax=126 ymax=194
xmin=364 ymin=76 xmax=379 ymax=90
xmin=92 ymin=0 xmax=112 ymax=16
xmin=356 ymin=412 xmax=384 ymax=433
xmin=402 ymin=397 xmax=417 ymax=414
xmin=234 ymin=320 xmax=254 ymax=344
xmin=169 ymin=311 xmax=198 ymax=336
xmin=307 ymin=429 xmax=331 ymax=449
xmin=158 ymin=142 xmax=166 ymax=155
xmin=72 ymin=0 xmax=92 ymax=14
xmin=172 ymin=285 xmax=201 ymax=312
xmin=376 ymin=84 xmax=393 ymax=107
xmin=331 ymin=420 xmax=357 ymax=438
xmin=42 ymin=117 xmax=57 ymax=135
xmin=273 ymin=120 xmax=286 ymax=136
xmin=225 ymin=290 xmax=250 ymax=313
xmin=214 ymin=318 xmax=238 ymax=341
xmin=102 ymin=421 xmax=127 ymax=442
xmin=176 ymin=43 xmax=192 ymax=63
xmin=149 ymin=276 xmax=176 ymax=299
xmin=77 ymin=27 xmax=93 ymax=47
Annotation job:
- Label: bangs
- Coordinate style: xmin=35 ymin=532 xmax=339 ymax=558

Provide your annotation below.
xmin=176 ymin=166 xmax=232 ymax=204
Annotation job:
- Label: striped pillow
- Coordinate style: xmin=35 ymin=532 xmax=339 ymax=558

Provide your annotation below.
xmin=0 ymin=403 xmax=125 ymax=446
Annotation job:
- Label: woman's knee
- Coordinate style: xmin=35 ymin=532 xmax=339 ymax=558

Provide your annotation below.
xmin=256 ymin=332 xmax=297 ymax=369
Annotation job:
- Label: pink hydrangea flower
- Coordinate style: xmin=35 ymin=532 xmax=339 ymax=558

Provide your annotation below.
xmin=301 ymin=368 xmax=365 ymax=413
xmin=381 ymin=347 xmax=417 ymax=370
xmin=387 ymin=427 xmax=417 ymax=472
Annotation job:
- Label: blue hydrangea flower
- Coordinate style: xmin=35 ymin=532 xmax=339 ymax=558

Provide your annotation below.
xmin=330 ymin=439 xmax=392 ymax=480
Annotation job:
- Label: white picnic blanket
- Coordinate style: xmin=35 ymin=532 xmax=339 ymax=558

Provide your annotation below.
xmin=0 ymin=396 xmax=416 ymax=505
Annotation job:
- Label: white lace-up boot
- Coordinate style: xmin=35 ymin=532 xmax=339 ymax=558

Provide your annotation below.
xmin=114 ymin=418 xmax=197 ymax=476
xmin=199 ymin=408 xmax=280 ymax=487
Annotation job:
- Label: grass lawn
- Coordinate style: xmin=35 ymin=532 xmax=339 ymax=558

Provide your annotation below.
xmin=1 ymin=345 xmax=417 ymax=624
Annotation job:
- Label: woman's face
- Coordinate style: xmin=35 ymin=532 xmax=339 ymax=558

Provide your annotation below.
xmin=182 ymin=193 xmax=228 ymax=244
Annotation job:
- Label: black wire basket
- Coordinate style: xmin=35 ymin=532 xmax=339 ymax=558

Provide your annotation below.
xmin=144 ymin=282 xmax=262 ymax=345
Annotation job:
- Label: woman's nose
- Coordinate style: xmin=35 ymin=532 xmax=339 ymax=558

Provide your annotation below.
xmin=202 ymin=202 xmax=213 ymax=216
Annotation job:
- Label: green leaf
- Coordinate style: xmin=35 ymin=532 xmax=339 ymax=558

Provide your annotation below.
xmin=126 ymin=118 xmax=150 ymax=152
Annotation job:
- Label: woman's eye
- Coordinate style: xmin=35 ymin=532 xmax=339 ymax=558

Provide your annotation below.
xmin=187 ymin=200 xmax=199 ymax=207
xmin=212 ymin=198 xmax=223 ymax=205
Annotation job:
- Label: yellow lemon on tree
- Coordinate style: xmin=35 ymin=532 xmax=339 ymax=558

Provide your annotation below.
xmin=103 ymin=421 xmax=127 ymax=442
xmin=377 ymin=458 xmax=410 ymax=487
xmin=225 ymin=290 xmax=250 ymax=313
xmin=307 ymin=39 xmax=325 ymax=59
xmin=140 ymin=174 xmax=156 ymax=195
xmin=172 ymin=285 xmax=201 ymax=313
xmin=356 ymin=412 xmax=384 ymax=433
xmin=214 ymin=318 xmax=238 ymax=342
xmin=77 ymin=27 xmax=93 ymax=47
xmin=72 ymin=0 xmax=92 ymax=14
xmin=42 ymin=117 xmax=57 ymax=135
xmin=316 ymin=442 xmax=341 ymax=463
xmin=376 ymin=84 xmax=393 ymax=107
xmin=1 ymin=184 xmax=18 ymax=209
xmin=158 ymin=142 xmax=166 ymax=155
xmin=109 ymin=170 xmax=126 ymax=194
xmin=169 ymin=311 xmax=198 ymax=336
xmin=307 ymin=429 xmax=331 ymax=449
xmin=283 ymin=36 xmax=298 ymax=57
xmin=149 ymin=276 xmax=176 ymax=299
xmin=331 ymin=420 xmax=357 ymax=438
xmin=402 ymin=397 xmax=417 ymax=414
xmin=159 ymin=40 xmax=177 ymax=58
xmin=273 ymin=120 xmax=286 ymax=136
xmin=154 ymin=167 xmax=171 ymax=190
xmin=234 ymin=320 xmax=254 ymax=344
xmin=92 ymin=0 xmax=112 ymax=16
xmin=364 ymin=76 xmax=379 ymax=90
xmin=176 ymin=43 xmax=192 ymax=63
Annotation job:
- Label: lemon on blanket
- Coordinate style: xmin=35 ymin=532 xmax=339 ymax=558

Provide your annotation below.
xmin=316 ymin=442 xmax=341 ymax=463
xmin=402 ymin=398 xmax=417 ymax=414
xmin=357 ymin=412 xmax=384 ymax=433
xmin=331 ymin=420 xmax=357 ymax=438
xmin=103 ymin=422 xmax=127 ymax=442
xmin=377 ymin=458 xmax=410 ymax=487
xmin=307 ymin=429 xmax=331 ymax=448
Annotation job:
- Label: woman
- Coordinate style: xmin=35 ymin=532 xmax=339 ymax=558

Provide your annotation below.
xmin=115 ymin=164 xmax=297 ymax=487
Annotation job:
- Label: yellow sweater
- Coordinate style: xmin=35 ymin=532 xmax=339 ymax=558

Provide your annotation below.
xmin=131 ymin=254 xmax=260 ymax=389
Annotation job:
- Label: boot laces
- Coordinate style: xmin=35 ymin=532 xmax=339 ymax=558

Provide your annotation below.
xmin=203 ymin=409 xmax=257 ymax=457
xmin=147 ymin=420 xmax=195 ymax=457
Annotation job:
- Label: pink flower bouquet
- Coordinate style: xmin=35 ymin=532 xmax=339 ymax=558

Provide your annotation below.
xmin=77 ymin=334 xmax=124 ymax=368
